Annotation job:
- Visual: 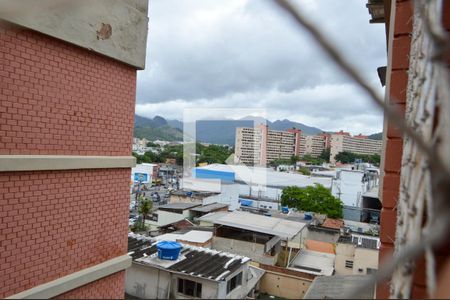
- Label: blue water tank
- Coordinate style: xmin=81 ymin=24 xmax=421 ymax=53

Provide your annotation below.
xmin=157 ymin=241 xmax=182 ymax=260
xmin=304 ymin=212 xmax=313 ymax=220
xmin=281 ymin=206 xmax=289 ymax=214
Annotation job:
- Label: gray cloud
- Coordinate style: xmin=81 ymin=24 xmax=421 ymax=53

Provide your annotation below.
xmin=136 ymin=0 xmax=387 ymax=134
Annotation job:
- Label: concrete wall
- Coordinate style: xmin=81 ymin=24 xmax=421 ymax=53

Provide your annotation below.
xmin=212 ymin=237 xmax=277 ymax=265
xmin=203 ymin=184 xmax=240 ymax=211
xmin=259 ymin=270 xmax=312 ymax=299
xmin=353 ymin=248 xmax=379 ymax=275
xmin=145 ymin=210 xmax=185 ymax=230
xmin=305 ymin=228 xmax=340 ymax=244
xmin=0 ymin=0 xmax=148 ymax=69
xmin=335 ymin=244 xmax=379 ymax=275
xmin=126 ymin=262 xmax=254 ymax=299
xmin=334 ymin=243 xmax=355 ymax=275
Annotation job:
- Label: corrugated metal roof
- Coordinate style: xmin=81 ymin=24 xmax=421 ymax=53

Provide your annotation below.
xmin=213 ymin=211 xmax=307 ymax=239
xmin=304 ymin=275 xmax=374 ymax=299
xmin=190 ymin=202 xmax=229 ymax=213
xmin=128 ymin=233 xmax=250 ymax=281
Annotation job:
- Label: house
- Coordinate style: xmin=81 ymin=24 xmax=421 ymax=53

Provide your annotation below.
xmin=209 ymin=211 xmax=308 ymax=265
xmin=126 ymin=234 xmax=265 ymax=299
xmin=304 ymin=275 xmax=375 ymax=299
xmin=334 ymin=234 xmax=379 ymax=276
xmin=145 ymin=203 xmax=201 ymax=231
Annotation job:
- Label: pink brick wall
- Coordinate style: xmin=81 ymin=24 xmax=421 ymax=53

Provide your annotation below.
xmin=0 ymin=25 xmax=136 ymax=156
xmin=0 ymin=169 xmax=130 ymax=298
xmin=55 ymin=271 xmax=125 ymax=299
xmin=0 ymin=24 xmax=136 ymax=298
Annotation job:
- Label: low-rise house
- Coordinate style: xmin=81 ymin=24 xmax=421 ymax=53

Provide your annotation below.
xmin=145 ymin=203 xmax=201 ymax=230
xmin=334 ymin=234 xmax=379 ymax=275
xmin=287 ymin=249 xmax=335 ymax=276
xmin=304 ymin=275 xmax=375 ymax=299
xmin=126 ymin=234 xmax=265 ymax=299
xmin=210 ymin=211 xmax=308 ymax=265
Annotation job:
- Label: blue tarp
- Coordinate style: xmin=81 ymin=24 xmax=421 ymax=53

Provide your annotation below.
xmin=239 ymin=199 xmax=253 ymax=207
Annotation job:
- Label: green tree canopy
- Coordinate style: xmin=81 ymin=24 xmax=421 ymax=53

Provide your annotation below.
xmin=281 ymin=184 xmax=343 ymax=218
xmin=334 ymin=151 xmax=380 ymax=165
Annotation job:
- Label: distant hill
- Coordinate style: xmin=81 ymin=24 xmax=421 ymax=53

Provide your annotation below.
xmin=134 ymin=115 xmax=183 ymax=141
xmin=134 ymin=114 xmax=381 ymax=145
xmin=368 ymin=132 xmax=383 ymax=140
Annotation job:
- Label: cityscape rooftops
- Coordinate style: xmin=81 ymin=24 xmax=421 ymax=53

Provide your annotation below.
xmin=288 ymin=249 xmax=335 ymax=276
xmin=128 ymin=234 xmax=251 ymax=281
xmin=304 ymin=275 xmax=375 ymax=299
xmin=212 ymin=211 xmax=307 ymax=240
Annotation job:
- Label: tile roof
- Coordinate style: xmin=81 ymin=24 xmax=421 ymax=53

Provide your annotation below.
xmin=322 ymin=218 xmax=344 ymax=230
xmin=305 ymin=239 xmax=335 ymax=254
xmin=128 ymin=233 xmax=250 ymax=281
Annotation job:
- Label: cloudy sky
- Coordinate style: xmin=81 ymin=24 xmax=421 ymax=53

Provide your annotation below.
xmin=136 ymin=0 xmax=387 ymax=134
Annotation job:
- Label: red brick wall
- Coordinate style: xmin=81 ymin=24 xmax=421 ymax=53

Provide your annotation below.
xmin=379 ymin=0 xmax=450 ymax=298
xmin=0 ymin=24 xmax=136 ymax=298
xmin=55 ymin=271 xmax=125 ymax=299
xmin=0 ymin=169 xmax=130 ymax=298
xmin=0 ymin=25 xmax=136 ymax=156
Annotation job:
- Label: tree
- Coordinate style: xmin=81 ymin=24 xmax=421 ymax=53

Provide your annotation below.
xmin=281 ymin=184 xmax=343 ymax=218
xmin=138 ymin=196 xmax=153 ymax=226
xmin=300 ymin=155 xmax=324 ymax=165
xmin=334 ymin=151 xmax=381 ymax=165
xmin=298 ymin=167 xmax=311 ymax=175
xmin=319 ymin=147 xmax=331 ymax=162
xmin=290 ymin=155 xmax=300 ymax=165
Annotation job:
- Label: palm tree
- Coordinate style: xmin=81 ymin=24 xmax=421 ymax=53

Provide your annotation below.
xmin=138 ymin=197 xmax=152 ymax=227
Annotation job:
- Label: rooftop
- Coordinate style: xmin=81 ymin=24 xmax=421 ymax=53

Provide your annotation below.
xmin=288 ymin=249 xmax=335 ymax=276
xmin=128 ymin=233 xmax=252 ymax=281
xmin=338 ymin=234 xmax=380 ymax=250
xmin=305 ymin=240 xmax=335 ymax=254
xmin=158 ymin=202 xmax=201 ymax=211
xmin=321 ymin=218 xmax=344 ymax=230
xmin=212 ymin=211 xmax=307 ymax=240
xmin=154 ymin=230 xmax=213 ymax=244
xmin=190 ymin=202 xmax=229 ymax=213
xmin=196 ymin=211 xmax=230 ymax=224
xmin=304 ymin=275 xmax=375 ymax=299
xmin=195 ymin=164 xmax=333 ymax=189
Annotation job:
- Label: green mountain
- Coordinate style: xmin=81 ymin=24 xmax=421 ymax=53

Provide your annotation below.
xmin=368 ymin=132 xmax=383 ymax=140
xmin=134 ymin=115 xmax=183 ymax=141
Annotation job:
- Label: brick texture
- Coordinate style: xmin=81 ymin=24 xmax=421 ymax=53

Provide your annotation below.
xmin=0 ymin=169 xmax=130 ymax=298
xmin=0 ymin=24 xmax=136 ymax=298
xmin=379 ymin=0 xmax=450 ymax=298
xmin=55 ymin=271 xmax=125 ymax=299
xmin=0 ymin=25 xmax=136 ymax=156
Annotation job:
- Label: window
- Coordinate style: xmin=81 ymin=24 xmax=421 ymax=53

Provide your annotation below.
xmin=345 ymin=260 xmax=354 ymax=269
xmin=227 ymin=272 xmax=243 ymax=294
xmin=177 ymin=278 xmax=202 ymax=298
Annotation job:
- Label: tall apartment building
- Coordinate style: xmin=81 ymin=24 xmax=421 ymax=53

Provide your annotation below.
xmin=235 ymin=125 xmax=302 ymax=166
xmin=329 ymin=133 xmax=383 ymax=164
xmin=0 ymin=1 xmax=148 ymax=298
xmin=304 ymin=134 xmax=330 ymax=158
